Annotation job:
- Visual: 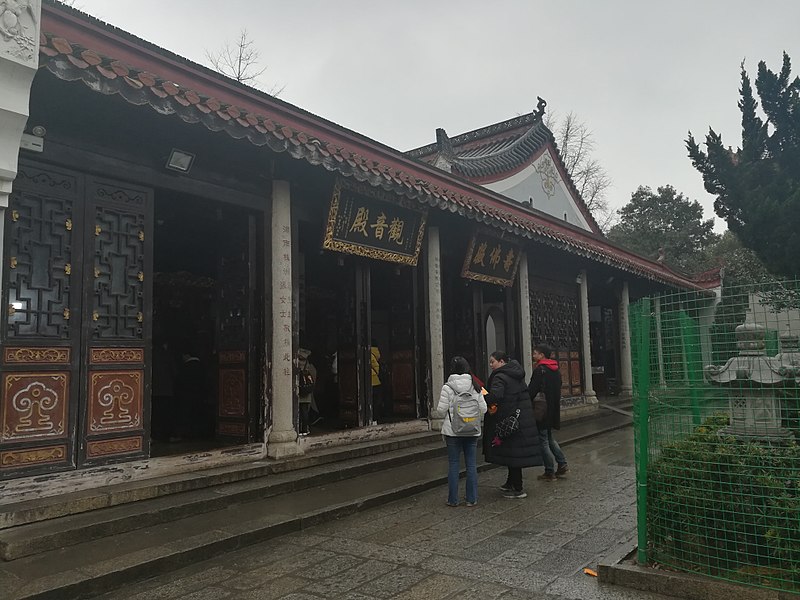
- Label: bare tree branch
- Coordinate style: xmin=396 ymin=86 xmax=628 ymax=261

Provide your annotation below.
xmin=545 ymin=111 xmax=613 ymax=230
xmin=205 ymin=29 xmax=284 ymax=95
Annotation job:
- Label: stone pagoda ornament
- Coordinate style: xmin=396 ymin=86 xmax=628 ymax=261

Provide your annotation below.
xmin=775 ymin=332 xmax=800 ymax=368
xmin=704 ymin=321 xmax=795 ymax=441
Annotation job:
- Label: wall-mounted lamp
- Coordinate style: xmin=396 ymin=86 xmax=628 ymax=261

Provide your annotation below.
xmin=165 ymin=148 xmax=195 ymax=173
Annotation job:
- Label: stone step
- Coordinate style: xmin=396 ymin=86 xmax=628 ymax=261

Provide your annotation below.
xmin=0 ymin=411 xmax=632 ymax=600
xmin=0 ymin=431 xmax=442 ymax=531
xmin=0 ymin=439 xmax=446 ymax=561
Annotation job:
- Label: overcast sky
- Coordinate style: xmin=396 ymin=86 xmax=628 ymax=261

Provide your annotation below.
xmin=70 ymin=1 xmax=800 ymax=231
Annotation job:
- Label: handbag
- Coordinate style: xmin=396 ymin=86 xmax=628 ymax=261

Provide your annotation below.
xmin=495 ymin=408 xmax=521 ymax=439
xmin=532 ymin=392 xmax=547 ymax=423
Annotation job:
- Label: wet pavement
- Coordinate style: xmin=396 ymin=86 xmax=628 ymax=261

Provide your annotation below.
xmin=96 ymin=428 xmax=678 ymax=600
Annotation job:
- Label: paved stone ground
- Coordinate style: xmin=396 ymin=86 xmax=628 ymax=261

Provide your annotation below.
xmin=96 ymin=428 xmax=677 ymax=600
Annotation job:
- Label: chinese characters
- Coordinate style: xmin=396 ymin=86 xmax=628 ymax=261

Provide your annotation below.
xmin=349 ymin=208 xmax=405 ymax=246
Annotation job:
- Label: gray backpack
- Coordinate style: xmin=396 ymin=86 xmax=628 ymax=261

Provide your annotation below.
xmin=445 ymin=384 xmax=482 ymax=436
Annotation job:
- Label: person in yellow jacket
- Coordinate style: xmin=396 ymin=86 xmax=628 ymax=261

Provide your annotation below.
xmin=370 ymin=341 xmax=382 ymax=425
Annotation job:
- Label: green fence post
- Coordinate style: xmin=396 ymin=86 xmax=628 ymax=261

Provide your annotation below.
xmin=634 ymin=298 xmax=652 ymax=564
xmin=679 ymin=310 xmax=703 ymax=426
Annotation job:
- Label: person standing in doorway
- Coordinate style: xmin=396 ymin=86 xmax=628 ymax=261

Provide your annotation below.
xmin=370 ymin=340 xmax=382 ymax=425
xmin=296 ymin=348 xmax=316 ymax=436
xmin=438 ymin=356 xmax=488 ymax=507
xmin=484 ymin=351 xmax=542 ymax=499
xmin=529 ymin=343 xmax=569 ymax=481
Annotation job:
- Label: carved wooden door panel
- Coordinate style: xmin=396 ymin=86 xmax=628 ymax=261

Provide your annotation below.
xmin=388 ymin=267 xmax=417 ymax=417
xmin=216 ymin=211 xmax=256 ymax=442
xmin=529 ymin=284 xmax=582 ymax=399
xmin=79 ymin=178 xmax=152 ymax=466
xmin=1 ymin=162 xmax=83 ymax=478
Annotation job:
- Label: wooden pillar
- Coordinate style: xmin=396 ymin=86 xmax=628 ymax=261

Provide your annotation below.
xmin=579 ymin=269 xmax=597 ymax=401
xmin=427 ymin=227 xmax=445 ymax=430
xmin=267 ymin=180 xmax=302 ymax=458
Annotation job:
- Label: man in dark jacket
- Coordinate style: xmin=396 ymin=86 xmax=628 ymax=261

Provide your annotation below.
xmin=528 ymin=344 xmax=569 ymax=481
xmin=484 ymin=351 xmax=543 ymax=499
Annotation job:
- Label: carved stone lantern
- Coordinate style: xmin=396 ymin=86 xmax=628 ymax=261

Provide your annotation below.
xmin=704 ymin=322 xmax=795 ymax=441
xmin=775 ymin=332 xmax=800 ymax=368
xmin=775 ymin=332 xmax=800 ymax=435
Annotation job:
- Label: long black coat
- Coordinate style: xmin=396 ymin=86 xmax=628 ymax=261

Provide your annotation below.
xmin=528 ymin=361 xmax=562 ymax=430
xmin=483 ymin=360 xmax=543 ymax=468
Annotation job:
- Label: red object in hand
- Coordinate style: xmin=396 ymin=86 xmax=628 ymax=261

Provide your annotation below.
xmin=491 ymin=436 xmax=502 ymax=447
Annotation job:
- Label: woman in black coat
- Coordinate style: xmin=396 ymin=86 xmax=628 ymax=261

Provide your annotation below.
xmin=483 ymin=351 xmax=543 ymax=498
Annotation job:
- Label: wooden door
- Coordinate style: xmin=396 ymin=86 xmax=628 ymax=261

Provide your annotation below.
xmin=1 ymin=162 xmax=83 ymax=478
xmin=216 ymin=210 xmax=257 ymax=442
xmin=79 ymin=177 xmax=152 ymax=466
xmin=0 ymin=163 xmax=154 ymax=477
xmin=337 ymin=262 xmax=370 ymax=427
xmin=388 ymin=266 xmax=417 ymax=416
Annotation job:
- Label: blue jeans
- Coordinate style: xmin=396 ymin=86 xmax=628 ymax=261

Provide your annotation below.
xmin=445 ymin=436 xmax=479 ymax=504
xmin=539 ymin=426 xmax=567 ymax=473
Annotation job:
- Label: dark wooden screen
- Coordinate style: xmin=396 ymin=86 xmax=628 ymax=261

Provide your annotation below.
xmin=529 ymin=282 xmax=583 ymax=398
xmin=388 ymin=268 xmax=416 ymax=416
xmin=337 ymin=263 xmax=360 ymax=427
xmin=216 ymin=211 xmax=256 ymax=442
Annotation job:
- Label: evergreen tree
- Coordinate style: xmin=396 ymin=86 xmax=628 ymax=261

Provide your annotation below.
xmin=687 ymin=53 xmax=800 ymax=276
xmin=607 ymin=185 xmax=719 ymax=272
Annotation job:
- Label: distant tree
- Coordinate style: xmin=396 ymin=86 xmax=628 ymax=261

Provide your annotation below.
xmin=205 ymin=29 xmax=283 ymax=95
xmin=546 ymin=112 xmax=613 ymax=230
xmin=703 ymin=230 xmax=771 ymax=285
xmin=606 ymin=185 xmax=720 ymax=272
xmin=687 ymin=52 xmax=800 ymax=276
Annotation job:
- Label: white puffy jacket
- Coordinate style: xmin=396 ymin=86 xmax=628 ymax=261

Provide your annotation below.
xmin=437 ymin=373 xmax=488 ymax=437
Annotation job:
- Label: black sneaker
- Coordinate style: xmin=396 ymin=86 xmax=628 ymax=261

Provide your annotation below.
xmin=499 ymin=482 xmax=513 ymax=492
xmin=503 ymin=489 xmax=527 ymax=499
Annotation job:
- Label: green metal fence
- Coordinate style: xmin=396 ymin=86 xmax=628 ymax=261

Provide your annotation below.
xmin=631 ymin=281 xmax=800 ymax=594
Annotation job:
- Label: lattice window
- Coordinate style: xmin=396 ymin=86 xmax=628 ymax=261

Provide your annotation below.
xmin=530 ymin=287 xmax=582 ymax=396
xmin=92 ymin=207 xmax=145 ymax=339
xmin=530 ymin=289 xmax=580 ymax=350
xmin=6 ymin=186 xmax=75 ymax=339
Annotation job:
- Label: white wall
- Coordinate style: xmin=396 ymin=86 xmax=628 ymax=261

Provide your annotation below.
xmin=483 ymin=149 xmax=592 ymax=231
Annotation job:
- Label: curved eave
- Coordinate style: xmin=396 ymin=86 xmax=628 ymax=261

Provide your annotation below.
xmin=36 ymin=19 xmax=701 ymax=292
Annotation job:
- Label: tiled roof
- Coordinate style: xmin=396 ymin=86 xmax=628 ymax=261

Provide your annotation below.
xmin=406 ymin=99 xmax=602 ymax=233
xmin=35 ymin=1 xmax=712 ymax=292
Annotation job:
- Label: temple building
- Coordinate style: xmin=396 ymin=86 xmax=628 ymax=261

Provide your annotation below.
xmin=0 ymin=0 xmax=718 ymax=488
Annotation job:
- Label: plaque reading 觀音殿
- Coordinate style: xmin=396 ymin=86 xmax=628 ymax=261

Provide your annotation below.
xmin=322 ymin=178 xmax=427 ymax=266
xmin=461 ymin=232 xmax=521 ymax=287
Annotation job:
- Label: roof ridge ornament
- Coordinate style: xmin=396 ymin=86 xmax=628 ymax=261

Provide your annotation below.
xmin=434 ymin=128 xmax=455 ymax=173
xmin=534 ymin=96 xmax=547 ymax=120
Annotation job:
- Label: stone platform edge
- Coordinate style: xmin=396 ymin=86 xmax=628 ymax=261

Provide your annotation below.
xmin=599 ymin=553 xmax=798 ymax=600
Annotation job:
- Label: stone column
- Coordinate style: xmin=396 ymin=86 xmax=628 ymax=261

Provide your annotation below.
xmin=619 ymin=281 xmax=633 ymax=396
xmin=0 ymin=0 xmax=41 ymax=304
xmin=578 ymin=269 xmax=597 ymax=402
xmin=518 ymin=253 xmax=533 ymax=378
xmin=427 ymin=227 xmax=445 ymax=431
xmin=267 ymin=180 xmax=301 ymax=458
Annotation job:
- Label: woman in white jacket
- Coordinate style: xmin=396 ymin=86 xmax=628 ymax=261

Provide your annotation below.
xmin=438 ymin=356 xmax=488 ymax=507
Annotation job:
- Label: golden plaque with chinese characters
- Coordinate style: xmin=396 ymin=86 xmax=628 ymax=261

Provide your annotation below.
xmin=461 ymin=232 xmax=522 ymax=287
xmin=322 ymin=178 xmax=427 ymax=265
